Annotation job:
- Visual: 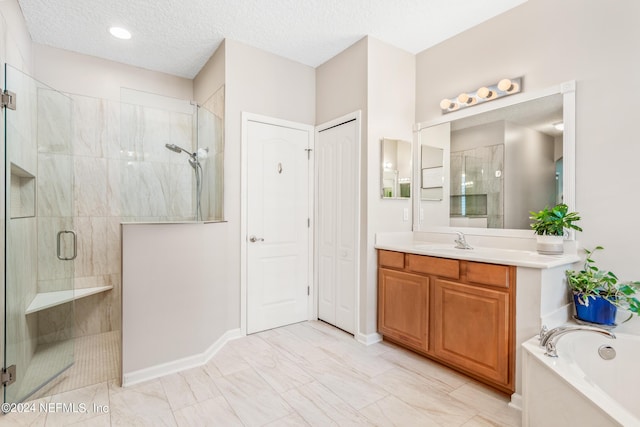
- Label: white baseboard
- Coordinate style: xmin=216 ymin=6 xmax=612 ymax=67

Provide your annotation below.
xmin=122 ymin=328 xmax=243 ymax=387
xmin=509 ymin=393 xmax=523 ymax=411
xmin=356 ymin=331 xmax=382 ymax=346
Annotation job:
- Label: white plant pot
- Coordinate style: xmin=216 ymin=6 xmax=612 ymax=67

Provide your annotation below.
xmin=536 ymin=235 xmax=564 ymax=254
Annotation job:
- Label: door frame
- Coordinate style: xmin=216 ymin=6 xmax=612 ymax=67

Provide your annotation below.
xmin=240 ymin=112 xmax=314 ymax=335
xmin=314 ymin=111 xmax=362 ymax=339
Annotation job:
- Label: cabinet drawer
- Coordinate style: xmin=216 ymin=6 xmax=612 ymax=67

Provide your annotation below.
xmin=466 ymin=262 xmax=510 ymax=288
xmin=378 ymin=250 xmax=405 ymax=269
xmin=406 ymin=254 xmax=459 ymax=279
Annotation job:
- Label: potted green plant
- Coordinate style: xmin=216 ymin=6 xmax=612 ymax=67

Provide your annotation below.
xmin=529 ymin=203 xmax=582 ymax=254
xmin=566 ymin=246 xmax=640 ymax=325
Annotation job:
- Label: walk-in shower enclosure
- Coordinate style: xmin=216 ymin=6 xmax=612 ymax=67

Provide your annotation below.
xmin=2 ymin=64 xmax=224 ymax=403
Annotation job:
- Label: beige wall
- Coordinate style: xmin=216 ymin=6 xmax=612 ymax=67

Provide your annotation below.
xmin=33 ymin=44 xmax=192 ymax=101
xmin=316 ymin=37 xmax=415 ymax=335
xmin=415 ymin=0 xmax=640 ymax=280
xmin=193 ymin=41 xmax=225 ymax=106
xmin=5 ymin=0 xmax=638 ymax=366
xmin=365 ymin=38 xmax=415 ymax=334
xmin=316 ymin=38 xmax=369 ymax=332
xmin=122 ymin=223 xmax=231 ymax=381
xmin=316 ymin=38 xmax=368 ymax=125
xmin=224 ymin=39 xmax=316 ymax=329
xmin=504 ymin=122 xmax=555 ymax=229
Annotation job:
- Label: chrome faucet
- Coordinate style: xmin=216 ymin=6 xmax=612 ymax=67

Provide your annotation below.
xmin=454 ymin=231 xmax=473 ymax=250
xmin=539 ymin=325 xmax=616 ymax=357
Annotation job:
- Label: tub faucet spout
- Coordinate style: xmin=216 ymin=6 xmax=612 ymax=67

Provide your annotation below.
xmin=539 ymin=325 xmax=616 ymax=357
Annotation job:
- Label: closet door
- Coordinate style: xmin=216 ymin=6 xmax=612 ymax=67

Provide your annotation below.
xmin=316 ymin=116 xmax=359 ymax=334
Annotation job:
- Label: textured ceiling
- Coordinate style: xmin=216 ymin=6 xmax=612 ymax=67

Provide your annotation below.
xmin=17 ymin=0 xmax=527 ymax=79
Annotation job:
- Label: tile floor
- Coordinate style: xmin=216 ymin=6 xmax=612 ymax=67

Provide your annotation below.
xmin=2 ymin=321 xmax=521 ymax=426
xmin=29 ymin=331 xmax=120 ymax=401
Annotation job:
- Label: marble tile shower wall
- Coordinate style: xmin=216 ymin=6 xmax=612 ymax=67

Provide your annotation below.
xmin=38 ymin=93 xmax=196 ymax=340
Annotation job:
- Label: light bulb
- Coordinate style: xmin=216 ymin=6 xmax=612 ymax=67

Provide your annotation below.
xmin=440 ymin=98 xmax=455 ymax=110
xmin=458 ymin=92 xmax=478 ymax=107
xmin=498 ymin=78 xmax=519 ymax=93
xmin=497 ymin=79 xmax=512 ymax=91
xmin=477 ymin=87 xmax=493 ymax=99
xmin=458 ymin=92 xmax=472 ymax=104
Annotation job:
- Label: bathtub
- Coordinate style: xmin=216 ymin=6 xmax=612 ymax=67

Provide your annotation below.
xmin=522 ymin=330 xmax=640 ymax=426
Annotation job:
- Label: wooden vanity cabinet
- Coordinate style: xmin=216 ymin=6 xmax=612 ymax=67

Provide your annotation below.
xmin=378 ymin=269 xmax=429 ymax=351
xmin=377 ymin=249 xmax=515 ymax=394
xmin=432 ymin=278 xmax=511 ymax=387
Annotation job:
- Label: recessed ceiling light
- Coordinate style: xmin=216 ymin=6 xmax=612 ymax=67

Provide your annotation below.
xmin=109 ymin=26 xmax=131 ymax=40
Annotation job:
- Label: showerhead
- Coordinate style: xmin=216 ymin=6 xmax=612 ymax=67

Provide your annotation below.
xmin=165 ymin=143 xmax=192 ymax=155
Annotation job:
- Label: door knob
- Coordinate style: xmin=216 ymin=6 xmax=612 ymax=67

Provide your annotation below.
xmin=249 ymin=236 xmax=264 ymax=242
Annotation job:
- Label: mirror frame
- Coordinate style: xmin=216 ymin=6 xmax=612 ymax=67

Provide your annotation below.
xmin=412 ymin=80 xmax=576 ymax=239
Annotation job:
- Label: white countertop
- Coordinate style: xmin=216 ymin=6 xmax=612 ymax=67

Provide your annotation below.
xmin=375 ymin=232 xmax=579 ymax=269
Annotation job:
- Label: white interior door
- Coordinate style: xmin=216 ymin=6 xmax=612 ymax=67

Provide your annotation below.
xmin=316 ymin=117 xmax=358 ymax=334
xmin=246 ymin=119 xmax=312 ymax=334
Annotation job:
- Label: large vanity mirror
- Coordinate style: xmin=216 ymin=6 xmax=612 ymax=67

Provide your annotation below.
xmin=381 ymin=138 xmax=411 ymax=199
xmin=414 ymin=81 xmax=576 ymax=234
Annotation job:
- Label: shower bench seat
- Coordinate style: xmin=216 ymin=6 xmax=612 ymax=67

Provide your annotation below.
xmin=25 ymin=285 xmax=113 ymax=315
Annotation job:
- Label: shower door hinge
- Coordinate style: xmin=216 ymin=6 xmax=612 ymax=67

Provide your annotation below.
xmin=2 ymin=365 xmax=16 ymax=386
xmin=305 ymin=148 xmax=312 ymax=159
xmin=307 ymin=218 xmax=310 ymax=228
xmin=1 ymin=90 xmax=16 ymax=110
xmin=307 ymin=286 xmax=310 ymax=296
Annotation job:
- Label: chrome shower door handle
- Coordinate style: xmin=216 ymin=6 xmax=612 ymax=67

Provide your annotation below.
xmin=249 ymin=236 xmax=264 ymax=243
xmin=56 ymin=230 xmax=77 ymax=261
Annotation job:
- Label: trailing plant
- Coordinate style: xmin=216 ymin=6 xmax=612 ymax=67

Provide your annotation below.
xmin=566 ymin=246 xmax=640 ymax=315
xmin=529 ymin=203 xmax=582 ymax=236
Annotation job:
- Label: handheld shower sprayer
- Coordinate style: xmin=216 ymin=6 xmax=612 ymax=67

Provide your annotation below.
xmin=164 ymin=143 xmax=208 ymax=221
xmin=165 ymin=143 xmax=193 ymax=156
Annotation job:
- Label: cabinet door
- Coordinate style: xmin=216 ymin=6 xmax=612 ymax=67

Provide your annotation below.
xmin=378 ymin=269 xmax=429 ymax=351
xmin=432 ymin=279 xmax=510 ymax=387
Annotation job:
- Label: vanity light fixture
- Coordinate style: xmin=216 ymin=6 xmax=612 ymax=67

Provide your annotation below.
xmin=109 ymin=26 xmax=132 ymax=40
xmin=440 ymin=77 xmax=523 ymax=114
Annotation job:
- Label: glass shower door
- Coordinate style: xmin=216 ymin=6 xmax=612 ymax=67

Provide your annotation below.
xmin=4 ymin=64 xmax=75 ymax=403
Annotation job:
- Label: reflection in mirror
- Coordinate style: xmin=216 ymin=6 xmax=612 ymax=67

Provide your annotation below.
xmin=381 ymin=138 xmax=411 ymax=199
xmin=417 ymin=89 xmax=570 ymax=230
xmin=421 ymin=145 xmax=444 ymax=201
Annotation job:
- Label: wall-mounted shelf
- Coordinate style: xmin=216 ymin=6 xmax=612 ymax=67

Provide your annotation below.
xmin=26 ymin=286 xmax=113 ymax=315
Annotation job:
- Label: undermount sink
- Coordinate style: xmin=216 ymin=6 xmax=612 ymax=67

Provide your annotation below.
xmin=413 ymin=243 xmax=544 ymax=259
xmin=414 ymin=243 xmax=469 ymax=251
